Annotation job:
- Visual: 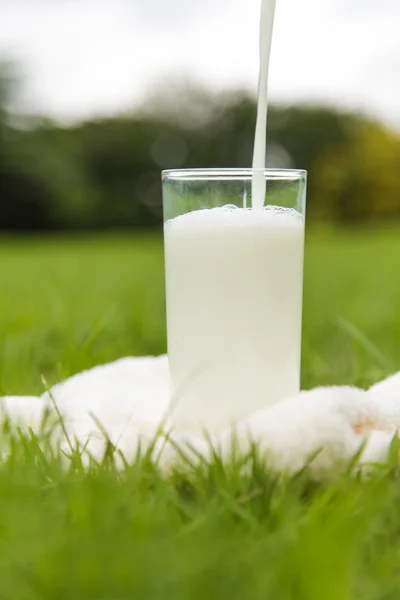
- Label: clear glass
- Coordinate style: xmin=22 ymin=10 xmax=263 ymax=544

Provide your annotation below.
xmin=162 ymin=168 xmax=307 ymax=433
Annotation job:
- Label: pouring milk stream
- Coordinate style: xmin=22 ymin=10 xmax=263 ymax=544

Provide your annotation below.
xmin=252 ymin=0 xmax=276 ymax=210
xmin=164 ymin=0 xmax=305 ymax=432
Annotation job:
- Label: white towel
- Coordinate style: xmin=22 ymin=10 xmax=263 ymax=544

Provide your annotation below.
xmin=1 ymin=355 xmax=400 ymax=479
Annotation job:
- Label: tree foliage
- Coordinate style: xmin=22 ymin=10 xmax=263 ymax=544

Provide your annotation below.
xmin=1 ymin=75 xmax=399 ymax=231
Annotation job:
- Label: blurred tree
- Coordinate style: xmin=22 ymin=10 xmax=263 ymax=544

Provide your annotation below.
xmin=313 ymin=121 xmax=400 ymax=222
xmin=0 ymin=62 xmax=56 ymax=231
xmin=1 ymin=73 xmax=399 ymax=231
xmin=74 ymin=118 xmax=164 ymax=228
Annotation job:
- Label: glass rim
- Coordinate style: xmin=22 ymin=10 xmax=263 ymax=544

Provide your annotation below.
xmin=162 ymin=168 xmax=307 ymax=181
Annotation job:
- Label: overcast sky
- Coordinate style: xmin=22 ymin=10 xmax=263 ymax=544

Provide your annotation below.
xmin=0 ymin=0 xmax=399 ymax=128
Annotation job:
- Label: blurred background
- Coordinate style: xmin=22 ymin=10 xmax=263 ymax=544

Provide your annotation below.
xmin=0 ymin=0 xmax=399 ymax=396
xmin=1 ymin=0 xmax=399 ymax=231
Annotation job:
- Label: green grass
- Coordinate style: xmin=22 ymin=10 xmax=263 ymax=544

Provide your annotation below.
xmin=0 ymin=225 xmax=400 ymax=599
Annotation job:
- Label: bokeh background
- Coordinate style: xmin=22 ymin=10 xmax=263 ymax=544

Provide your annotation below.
xmin=0 ymin=0 xmax=399 ymax=395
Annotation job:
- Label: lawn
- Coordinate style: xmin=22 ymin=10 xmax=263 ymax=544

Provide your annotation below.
xmin=0 ymin=225 xmax=399 ymax=599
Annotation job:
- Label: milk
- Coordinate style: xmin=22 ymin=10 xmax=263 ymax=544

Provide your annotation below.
xmin=163 ymin=0 xmax=305 ymax=432
xmin=252 ymin=0 xmax=276 ymax=209
xmin=164 ymin=206 xmax=305 ymax=433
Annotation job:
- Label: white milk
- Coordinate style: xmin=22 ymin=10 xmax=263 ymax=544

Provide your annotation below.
xmin=164 ymin=206 xmax=304 ymax=433
xmin=252 ymin=0 xmax=276 ymax=209
xmin=163 ymin=0 xmax=304 ymax=433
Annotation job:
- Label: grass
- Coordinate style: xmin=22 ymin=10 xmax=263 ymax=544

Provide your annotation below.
xmin=0 ymin=224 xmax=400 ymax=598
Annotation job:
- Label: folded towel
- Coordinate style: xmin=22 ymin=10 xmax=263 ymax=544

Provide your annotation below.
xmin=1 ymin=355 xmax=400 ymax=479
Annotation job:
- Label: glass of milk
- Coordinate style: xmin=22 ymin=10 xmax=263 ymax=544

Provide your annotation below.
xmin=162 ymin=168 xmax=307 ymax=434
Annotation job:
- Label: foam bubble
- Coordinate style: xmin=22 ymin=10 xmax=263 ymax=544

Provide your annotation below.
xmin=164 ymin=205 xmax=304 ymax=234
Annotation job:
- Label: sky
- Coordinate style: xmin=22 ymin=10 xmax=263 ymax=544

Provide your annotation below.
xmin=0 ymin=0 xmax=399 ymax=128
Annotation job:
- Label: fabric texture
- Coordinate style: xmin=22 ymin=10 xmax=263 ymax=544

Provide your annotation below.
xmin=1 ymin=356 xmax=400 ymax=479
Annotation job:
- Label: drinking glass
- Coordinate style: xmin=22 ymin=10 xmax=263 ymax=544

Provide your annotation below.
xmin=162 ymin=168 xmax=307 ymax=433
